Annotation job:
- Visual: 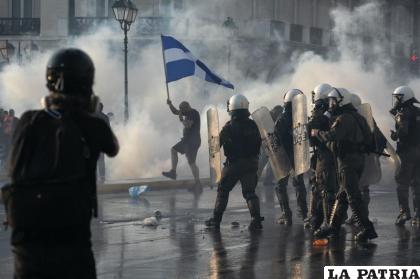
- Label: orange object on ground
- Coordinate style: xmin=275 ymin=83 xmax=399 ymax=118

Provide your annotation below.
xmin=312 ymin=239 xmax=329 ymax=246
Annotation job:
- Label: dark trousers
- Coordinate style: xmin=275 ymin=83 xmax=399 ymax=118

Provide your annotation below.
xmin=213 ymin=159 xmax=260 ymax=220
xmin=395 ymin=147 xmax=420 ymax=216
xmin=330 ymin=154 xmax=370 ymax=229
xmin=276 ymin=173 xmax=308 ymax=218
xmin=13 ymin=242 xmax=96 ymax=279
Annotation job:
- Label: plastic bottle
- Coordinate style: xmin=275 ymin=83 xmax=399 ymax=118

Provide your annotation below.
xmin=128 ymin=185 xmax=149 ymax=198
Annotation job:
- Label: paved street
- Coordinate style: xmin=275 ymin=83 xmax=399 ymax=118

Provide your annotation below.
xmin=1 ymin=181 xmax=420 ymax=279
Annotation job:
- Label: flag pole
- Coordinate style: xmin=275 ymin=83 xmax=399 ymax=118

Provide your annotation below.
xmin=161 ymin=34 xmax=171 ymax=101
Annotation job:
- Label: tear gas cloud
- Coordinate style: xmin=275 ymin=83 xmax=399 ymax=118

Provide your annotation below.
xmin=0 ymin=1 xmax=409 ymax=181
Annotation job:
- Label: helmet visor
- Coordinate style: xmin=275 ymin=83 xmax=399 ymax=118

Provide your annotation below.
xmin=392 ymin=94 xmax=403 ymax=109
xmin=329 ymin=97 xmax=338 ymax=111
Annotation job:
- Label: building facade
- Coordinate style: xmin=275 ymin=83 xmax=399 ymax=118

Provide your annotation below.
xmin=0 ymin=0 xmax=419 ymax=74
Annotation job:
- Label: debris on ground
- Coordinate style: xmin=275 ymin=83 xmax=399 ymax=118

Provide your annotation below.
xmin=143 ymin=210 xmax=162 ymax=226
xmin=231 ymin=221 xmax=240 ymax=228
xmin=128 ymin=185 xmax=149 ymax=199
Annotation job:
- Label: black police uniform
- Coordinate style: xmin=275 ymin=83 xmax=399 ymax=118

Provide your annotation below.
xmin=9 ymin=108 xmax=118 ymax=279
xmin=206 ymin=109 xmax=263 ymax=228
xmin=307 ymin=108 xmax=337 ymax=231
xmin=4 ymin=48 xmax=119 ymax=279
xmin=274 ymin=108 xmax=308 ymax=224
xmin=315 ymin=104 xmax=377 ymax=241
xmin=391 ymin=103 xmax=420 ymax=225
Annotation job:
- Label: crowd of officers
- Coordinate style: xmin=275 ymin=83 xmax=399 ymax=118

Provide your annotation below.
xmin=2 ymin=47 xmax=420 ymax=278
xmin=204 ymin=83 xmax=420 ymax=244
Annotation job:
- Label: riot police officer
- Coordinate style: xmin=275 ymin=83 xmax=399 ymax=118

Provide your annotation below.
xmin=390 ymin=86 xmax=420 ymax=226
xmin=4 ymin=48 xmax=119 ymax=278
xmin=312 ymin=88 xmax=377 ymax=242
xmin=274 ymin=89 xmax=308 ymax=226
xmin=346 ymin=93 xmax=386 ymax=226
xmin=307 ymin=83 xmax=337 ymax=232
xmin=205 ymin=94 xmax=264 ymax=230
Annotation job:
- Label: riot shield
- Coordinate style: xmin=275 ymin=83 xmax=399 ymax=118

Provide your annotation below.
xmin=207 ymin=107 xmax=222 ymax=187
xmin=357 ymin=103 xmax=382 ymax=185
xmin=252 ymin=107 xmax=291 ymax=181
xmin=292 ymin=94 xmax=310 ymax=175
xmin=357 ymin=104 xmax=375 ymax=130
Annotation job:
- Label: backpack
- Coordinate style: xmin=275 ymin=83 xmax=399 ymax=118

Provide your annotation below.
xmin=350 ymin=111 xmax=375 ymax=153
xmin=2 ymin=110 xmax=94 ymax=233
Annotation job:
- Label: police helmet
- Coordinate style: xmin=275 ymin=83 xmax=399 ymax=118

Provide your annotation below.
xmin=328 ymin=88 xmax=352 ymax=109
xmin=46 ymin=48 xmax=95 ymax=96
xmin=392 ymin=86 xmax=419 ymax=105
xmin=228 ymin=94 xmax=249 ymax=112
xmin=312 ymin=83 xmax=332 ymax=104
xmin=351 ymin=93 xmax=362 ymax=107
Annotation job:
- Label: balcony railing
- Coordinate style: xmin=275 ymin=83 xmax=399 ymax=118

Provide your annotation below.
xmin=68 ymin=17 xmax=172 ymax=36
xmin=0 ymin=18 xmax=40 ymax=35
xmin=68 ymin=17 xmax=110 ymax=36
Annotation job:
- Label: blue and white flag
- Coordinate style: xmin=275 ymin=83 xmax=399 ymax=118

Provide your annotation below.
xmin=161 ymin=35 xmax=234 ymax=90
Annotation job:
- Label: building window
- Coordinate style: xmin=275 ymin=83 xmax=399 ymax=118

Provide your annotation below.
xmin=290 ymin=24 xmax=303 ymax=42
xmin=310 ymin=27 xmax=323 ymax=45
xmin=12 ymin=0 xmax=21 ymax=18
xmin=97 ymin=0 xmax=105 ymax=17
xmin=270 ymin=20 xmax=285 ymax=38
xmin=161 ymin=0 xmax=171 ymax=15
xmin=174 ymin=0 xmax=183 ymax=10
xmin=24 ymin=0 xmax=32 ymax=17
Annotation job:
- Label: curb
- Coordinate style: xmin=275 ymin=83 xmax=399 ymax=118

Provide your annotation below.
xmin=97 ymin=178 xmax=210 ymax=194
xmin=0 ymin=178 xmax=211 ymax=202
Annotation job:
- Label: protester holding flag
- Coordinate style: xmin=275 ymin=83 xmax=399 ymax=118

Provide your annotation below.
xmin=162 ymin=100 xmax=202 ymax=194
xmin=160 ymin=35 xmax=234 ymax=193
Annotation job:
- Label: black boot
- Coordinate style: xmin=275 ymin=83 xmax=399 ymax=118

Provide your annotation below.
xmin=345 ymin=214 xmax=357 ymax=226
xmin=396 ymin=186 xmax=411 ymax=226
xmin=314 ymin=198 xmax=347 ymax=239
xmin=349 ymin=199 xmax=377 ymax=242
xmin=205 ymin=190 xmax=229 ymax=229
xmin=294 ymin=179 xmax=308 ymax=220
xmin=275 ymin=185 xmax=292 ymax=225
xmin=308 ymin=186 xmax=323 ymax=231
xmin=354 ymin=221 xmax=377 ymax=241
xmin=247 ymin=198 xmax=264 ymax=230
xmin=361 ymin=188 xmax=370 ymax=216
xmin=347 ymin=188 xmax=370 ymax=227
xmin=412 ymin=192 xmax=420 ymax=226
xmin=322 ymin=192 xmax=335 ymax=227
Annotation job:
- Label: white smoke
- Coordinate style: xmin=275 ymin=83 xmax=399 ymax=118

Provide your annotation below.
xmin=0 ymin=1 xmax=413 ymax=181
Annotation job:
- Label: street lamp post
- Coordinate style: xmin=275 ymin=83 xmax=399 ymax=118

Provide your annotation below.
xmin=112 ymin=0 xmax=138 ymax=124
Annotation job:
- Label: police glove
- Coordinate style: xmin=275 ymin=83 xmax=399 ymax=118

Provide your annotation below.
xmin=390 ymin=130 xmax=398 ymax=141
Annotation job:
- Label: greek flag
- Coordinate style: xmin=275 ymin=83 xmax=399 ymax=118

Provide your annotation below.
xmin=161 ymin=35 xmax=234 ymax=89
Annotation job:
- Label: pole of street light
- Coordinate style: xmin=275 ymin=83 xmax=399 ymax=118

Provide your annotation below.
xmin=112 ymin=0 xmax=138 ymax=124
xmin=124 ymin=26 xmax=129 ymax=123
